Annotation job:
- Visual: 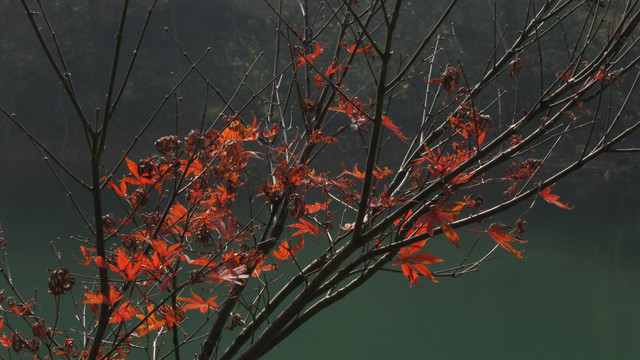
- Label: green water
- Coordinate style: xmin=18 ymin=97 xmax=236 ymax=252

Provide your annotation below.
xmin=1 ymin=168 xmax=638 ymax=359
xmin=259 ymin=179 xmax=640 ymax=359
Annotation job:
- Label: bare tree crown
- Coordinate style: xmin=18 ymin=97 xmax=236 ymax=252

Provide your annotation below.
xmin=1 ymin=0 xmax=639 ymax=359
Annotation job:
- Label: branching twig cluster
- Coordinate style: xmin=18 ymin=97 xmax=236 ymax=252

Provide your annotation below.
xmin=0 ymin=0 xmax=638 ymax=359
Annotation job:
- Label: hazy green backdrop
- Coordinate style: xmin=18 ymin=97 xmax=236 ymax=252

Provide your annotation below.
xmin=1 ymin=1 xmax=638 ymax=359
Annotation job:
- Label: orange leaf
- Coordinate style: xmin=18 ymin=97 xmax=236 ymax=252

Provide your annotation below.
xmin=109 ymin=300 xmax=137 ymax=323
xmin=156 ymin=304 xmax=184 ymax=329
xmin=107 ymin=180 xmax=127 ymax=198
xmin=297 ymin=42 xmax=323 ymax=68
xmin=272 ymin=239 xmax=304 ymax=261
xmin=340 ymin=164 xmax=365 ymax=179
xmin=125 ymin=157 xmax=139 ymax=180
xmin=7 ymin=298 xmax=34 ymax=316
xmin=83 ymin=286 xmax=123 ymax=306
xmin=439 ymin=219 xmax=459 ymax=248
xmin=110 ymin=249 xmax=142 ymax=281
xmin=147 ymin=238 xmax=183 ymax=264
xmin=74 ymin=246 xmax=95 ymax=266
xmin=486 ymin=223 xmax=526 ymax=259
xmin=167 ymin=203 xmax=188 ymax=225
xmin=393 ymin=240 xmax=443 ymax=286
xmin=0 ymin=320 xmax=10 ymax=347
xmin=177 ymin=291 xmax=218 ymax=313
xmin=381 ymin=115 xmax=407 ymax=142
xmin=136 ymin=304 xmax=166 ymax=337
xmin=408 ymin=204 xmax=460 ymax=247
xmin=288 ymin=218 xmax=319 ymax=237
xmin=305 ymin=200 xmax=330 ymax=213
xmin=342 ymin=42 xmax=375 ymax=57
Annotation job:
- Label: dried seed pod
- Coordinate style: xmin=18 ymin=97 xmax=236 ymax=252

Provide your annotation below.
xmin=48 ymin=267 xmax=76 ymax=295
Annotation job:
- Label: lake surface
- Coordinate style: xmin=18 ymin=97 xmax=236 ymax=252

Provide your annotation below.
xmin=1 ymin=163 xmax=638 ymax=359
xmin=260 ymin=176 xmax=640 ymax=359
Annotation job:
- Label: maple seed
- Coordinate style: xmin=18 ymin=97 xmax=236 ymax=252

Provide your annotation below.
xmin=102 ymin=213 xmax=116 ymax=234
xmin=188 ymin=270 xmax=206 ymax=284
xmin=184 ymin=130 xmax=206 ymax=153
xmin=464 ymin=194 xmax=484 ymax=208
xmin=48 ymin=267 xmax=75 ymax=295
xmin=427 ymin=66 xmax=460 ymax=92
xmin=515 ymin=218 xmax=527 ymax=234
xmin=10 ymin=331 xmax=39 ymax=354
xmin=137 ymin=159 xmax=156 ymax=179
xmin=194 ymin=227 xmax=215 ymax=247
xmin=509 ymin=135 xmax=523 ymax=148
xmin=130 ymin=187 xmax=149 ymax=208
xmin=302 ymin=98 xmax=317 ymax=113
xmin=155 ymin=135 xmax=181 ymax=155
xmin=540 ymin=116 xmax=552 ymax=130
xmin=506 ymin=159 xmax=542 ymax=180
xmin=227 ymin=313 xmax=246 ymax=330
xmin=508 ymin=58 xmax=523 ymax=76
xmin=31 ymin=319 xmax=51 ymax=340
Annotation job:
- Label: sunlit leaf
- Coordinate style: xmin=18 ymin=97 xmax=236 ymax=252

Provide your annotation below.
xmin=540 ymin=187 xmax=574 ymax=210
xmin=177 ymin=291 xmax=218 ymax=313
xmin=393 ymin=240 xmax=443 ymax=286
xmin=486 ymin=223 xmax=526 ymax=259
xmin=381 ymin=115 xmax=407 ymax=142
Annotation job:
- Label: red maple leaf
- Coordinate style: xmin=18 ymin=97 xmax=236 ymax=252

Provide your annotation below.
xmin=340 ymin=164 xmax=366 ymax=179
xmin=426 ymin=66 xmax=460 ymax=92
xmin=74 ymin=246 xmax=95 ymax=266
xmin=305 ymin=200 xmax=330 ymax=213
xmin=83 ymin=285 xmax=124 ymax=306
xmin=251 ymin=257 xmax=278 ymax=277
xmin=272 ymin=239 xmax=304 ymax=261
xmin=0 ymin=319 xmax=10 ymax=348
xmin=297 ymin=42 xmax=323 ymax=68
xmin=135 ymin=304 xmax=166 ymax=337
xmin=417 ymin=146 xmax=475 ymax=184
xmin=382 ymin=115 xmax=407 ymax=142
xmin=409 ymin=202 xmax=465 ymax=247
xmin=7 ymin=298 xmax=34 ymax=316
xmin=486 ymin=223 xmax=526 ymax=259
xmin=177 ymin=291 xmax=218 ymax=313
xmin=342 ymin=42 xmax=374 ymax=58
xmin=109 ymin=249 xmax=142 ymax=281
xmin=315 ymin=61 xmax=352 ymax=87
xmin=107 ymin=179 xmax=127 ymax=198
xmin=393 ymin=240 xmax=443 ymax=286
xmin=146 ymin=238 xmax=183 ymax=265
xmin=109 ymin=300 xmax=138 ymax=323
xmin=539 ymin=187 xmax=574 ymax=210
xmin=157 ymin=304 xmax=184 ymax=330
xmin=124 ymin=157 xmax=155 ymax=186
xmin=288 ymin=218 xmax=320 ymax=237
xmin=329 ymin=95 xmax=371 ymax=128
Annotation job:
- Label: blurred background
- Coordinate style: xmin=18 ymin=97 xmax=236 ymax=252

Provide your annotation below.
xmin=1 ymin=1 xmax=638 ymax=358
